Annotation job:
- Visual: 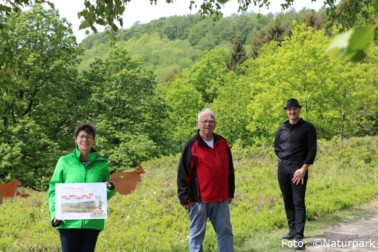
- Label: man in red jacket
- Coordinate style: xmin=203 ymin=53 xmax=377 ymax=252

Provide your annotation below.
xmin=177 ymin=108 xmax=235 ymax=252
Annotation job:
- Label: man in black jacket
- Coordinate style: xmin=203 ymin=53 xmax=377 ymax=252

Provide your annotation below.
xmin=274 ymin=98 xmax=317 ymax=250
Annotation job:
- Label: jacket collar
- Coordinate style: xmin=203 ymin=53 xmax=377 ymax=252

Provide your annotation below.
xmin=73 ymin=147 xmax=99 ymax=161
xmin=195 ymin=129 xmax=220 ymax=147
xmin=284 ymin=118 xmax=304 ymax=126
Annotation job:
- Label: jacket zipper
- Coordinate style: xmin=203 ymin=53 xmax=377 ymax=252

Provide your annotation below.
xmin=82 ymin=161 xmax=89 ymax=228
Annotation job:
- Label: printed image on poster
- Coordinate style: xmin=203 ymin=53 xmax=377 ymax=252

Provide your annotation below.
xmin=55 ymin=183 xmax=107 ymax=220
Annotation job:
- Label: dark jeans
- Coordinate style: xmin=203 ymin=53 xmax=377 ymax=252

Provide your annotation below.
xmin=59 ymin=229 xmax=100 ymax=252
xmin=278 ymin=159 xmax=308 ymax=239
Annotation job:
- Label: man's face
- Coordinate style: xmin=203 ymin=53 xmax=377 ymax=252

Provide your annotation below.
xmin=286 ymin=107 xmax=301 ymax=121
xmin=198 ymin=112 xmax=216 ymax=135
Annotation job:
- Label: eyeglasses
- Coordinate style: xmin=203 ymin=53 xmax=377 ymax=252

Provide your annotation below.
xmin=77 ymin=135 xmax=93 ymax=140
xmin=199 ymin=120 xmax=216 ymax=124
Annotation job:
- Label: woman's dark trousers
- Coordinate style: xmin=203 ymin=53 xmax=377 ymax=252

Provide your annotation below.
xmin=59 ymin=228 xmax=100 ymax=252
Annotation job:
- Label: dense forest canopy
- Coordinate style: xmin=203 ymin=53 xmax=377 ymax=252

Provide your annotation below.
xmin=0 ymin=1 xmax=377 ymax=189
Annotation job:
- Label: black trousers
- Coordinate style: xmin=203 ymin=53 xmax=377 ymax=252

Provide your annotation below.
xmin=278 ymin=159 xmax=308 ymax=239
xmin=59 ymin=229 xmax=100 ymax=252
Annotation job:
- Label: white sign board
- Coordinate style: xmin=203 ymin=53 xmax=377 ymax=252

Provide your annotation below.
xmin=55 ymin=183 xmax=107 ymax=220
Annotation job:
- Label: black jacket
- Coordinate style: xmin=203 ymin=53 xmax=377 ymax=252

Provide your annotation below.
xmin=274 ymin=118 xmax=317 ymax=164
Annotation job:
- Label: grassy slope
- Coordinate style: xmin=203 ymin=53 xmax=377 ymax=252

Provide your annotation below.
xmin=0 ymin=136 xmax=378 ymax=251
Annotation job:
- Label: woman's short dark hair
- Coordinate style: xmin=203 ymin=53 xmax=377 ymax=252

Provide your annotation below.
xmin=74 ymin=123 xmax=96 ymax=139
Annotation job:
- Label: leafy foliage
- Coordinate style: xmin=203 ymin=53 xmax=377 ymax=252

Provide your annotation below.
xmin=325 ymin=0 xmax=378 ymax=62
xmin=1 ymin=5 xmax=378 ymax=190
xmin=245 ymin=22 xmax=378 ymax=143
xmin=250 ymin=18 xmax=287 ymax=58
xmin=82 ymin=46 xmax=174 ymax=171
xmin=228 ymin=36 xmax=248 ymax=71
xmin=0 ymin=5 xmax=85 ymax=188
xmin=157 ymin=48 xmax=231 ymax=147
xmin=327 ymin=26 xmax=375 ymax=62
xmin=80 ymin=10 xmax=320 ymax=83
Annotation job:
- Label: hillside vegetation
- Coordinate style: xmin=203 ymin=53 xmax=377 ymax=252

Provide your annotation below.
xmin=79 ymin=9 xmax=322 ymax=84
xmin=1 ymin=1 xmax=378 ymax=216
xmin=1 ymin=136 xmax=378 ymax=251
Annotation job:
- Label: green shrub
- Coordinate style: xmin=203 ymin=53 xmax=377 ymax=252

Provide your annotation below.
xmin=0 ymin=136 xmax=378 ymax=251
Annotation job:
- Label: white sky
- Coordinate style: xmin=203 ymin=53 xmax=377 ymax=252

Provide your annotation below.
xmin=49 ymin=0 xmax=325 ymax=43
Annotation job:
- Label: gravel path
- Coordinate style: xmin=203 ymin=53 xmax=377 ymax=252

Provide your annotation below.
xmin=304 ymin=207 xmax=378 ymax=251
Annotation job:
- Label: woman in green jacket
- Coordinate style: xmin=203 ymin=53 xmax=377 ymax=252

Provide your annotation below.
xmin=48 ymin=123 xmax=116 ymax=252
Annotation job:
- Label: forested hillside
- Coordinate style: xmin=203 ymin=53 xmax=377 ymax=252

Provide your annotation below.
xmin=79 ymin=9 xmax=325 ymax=84
xmin=1 ymin=2 xmax=377 ymax=189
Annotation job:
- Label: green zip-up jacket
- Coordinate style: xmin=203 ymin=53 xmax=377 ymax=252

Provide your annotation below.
xmin=48 ymin=147 xmax=115 ymax=230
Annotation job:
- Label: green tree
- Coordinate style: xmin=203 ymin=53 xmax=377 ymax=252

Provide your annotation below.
xmin=211 ymin=71 xmax=253 ymax=147
xmin=245 ymin=22 xmax=378 ymax=143
xmin=303 ymin=9 xmax=325 ymax=31
xmin=158 ymin=81 xmax=204 ymax=148
xmin=160 ymin=15 xmax=194 ymax=40
xmin=187 ymin=19 xmax=214 ymax=47
xmin=179 ymin=49 xmax=230 ymax=104
xmin=0 ymin=5 xmax=86 ymax=188
xmin=250 ymin=18 xmax=287 ymax=59
xmin=157 ymin=48 xmax=230 ymax=148
xmin=83 ymin=46 xmax=172 ymax=170
xmin=227 ymin=36 xmax=248 ymax=71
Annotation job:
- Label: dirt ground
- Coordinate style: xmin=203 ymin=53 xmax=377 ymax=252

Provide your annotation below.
xmin=304 ymin=203 xmax=378 ymax=252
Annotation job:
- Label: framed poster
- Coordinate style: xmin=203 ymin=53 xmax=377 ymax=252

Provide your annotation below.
xmin=55 ymin=183 xmax=107 ymax=220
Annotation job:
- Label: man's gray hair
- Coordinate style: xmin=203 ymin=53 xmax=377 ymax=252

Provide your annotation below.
xmin=198 ymin=108 xmax=216 ymax=121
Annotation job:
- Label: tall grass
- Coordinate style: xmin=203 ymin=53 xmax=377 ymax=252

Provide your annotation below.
xmin=0 ymin=136 xmax=377 ymax=251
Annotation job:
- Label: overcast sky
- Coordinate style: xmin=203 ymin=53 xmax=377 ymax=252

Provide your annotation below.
xmin=49 ymin=0 xmax=325 ymax=42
